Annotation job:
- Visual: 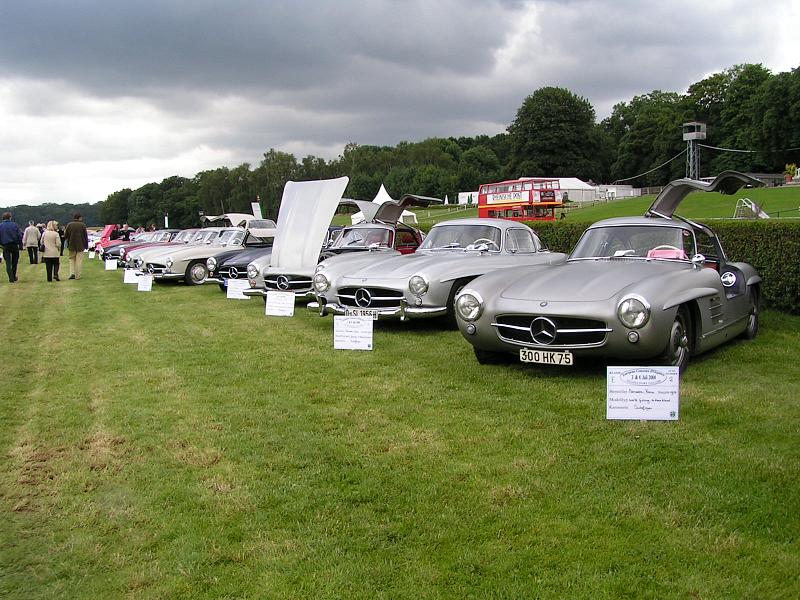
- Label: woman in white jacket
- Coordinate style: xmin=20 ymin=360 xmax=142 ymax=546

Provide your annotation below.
xmin=23 ymin=221 xmax=41 ymax=264
xmin=41 ymin=221 xmax=61 ymax=282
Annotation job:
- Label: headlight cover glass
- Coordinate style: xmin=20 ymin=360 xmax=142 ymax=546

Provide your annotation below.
xmin=617 ymin=295 xmax=650 ymax=329
xmin=408 ymin=274 xmax=429 ymax=296
xmin=206 ymin=256 xmax=217 ymax=271
xmin=247 ymin=263 xmax=259 ymax=279
xmin=165 ymin=256 xmax=173 ymax=269
xmin=313 ymin=273 xmax=329 ymax=293
xmin=455 ymin=291 xmax=483 ymax=322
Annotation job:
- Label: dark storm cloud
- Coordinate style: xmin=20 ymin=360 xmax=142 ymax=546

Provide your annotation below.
xmin=0 ymin=0 xmax=792 ymax=205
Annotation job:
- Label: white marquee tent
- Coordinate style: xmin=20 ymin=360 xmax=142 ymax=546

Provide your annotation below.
xmin=350 ymin=185 xmax=418 ymax=225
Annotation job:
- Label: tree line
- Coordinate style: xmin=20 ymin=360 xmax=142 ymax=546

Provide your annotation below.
xmin=3 ymin=63 xmax=797 ymax=228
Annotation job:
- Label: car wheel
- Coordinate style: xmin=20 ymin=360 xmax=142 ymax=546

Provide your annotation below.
xmin=741 ymin=287 xmax=760 ymax=339
xmin=474 ymin=347 xmax=506 ymax=365
xmin=659 ymin=305 xmax=692 ymax=372
xmin=185 ymin=261 xmax=208 ymax=285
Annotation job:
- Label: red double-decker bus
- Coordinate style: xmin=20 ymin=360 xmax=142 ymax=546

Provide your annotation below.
xmin=477 ymin=177 xmax=562 ymax=221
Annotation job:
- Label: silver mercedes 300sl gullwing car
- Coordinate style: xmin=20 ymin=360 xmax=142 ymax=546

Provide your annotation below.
xmin=310 ymin=218 xmax=567 ymax=322
xmin=454 ymin=172 xmax=763 ymax=372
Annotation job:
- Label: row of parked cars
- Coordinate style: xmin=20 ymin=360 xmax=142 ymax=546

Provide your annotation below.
xmin=103 ymin=173 xmax=763 ymax=373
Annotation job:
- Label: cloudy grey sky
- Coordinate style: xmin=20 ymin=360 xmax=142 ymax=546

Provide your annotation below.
xmin=1 ymin=0 xmax=797 ymax=206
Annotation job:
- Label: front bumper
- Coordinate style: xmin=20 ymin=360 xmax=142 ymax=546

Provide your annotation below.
xmin=152 ymin=271 xmax=184 ymax=281
xmin=309 ymin=299 xmax=447 ymax=321
xmin=243 ymin=287 xmax=315 ymax=300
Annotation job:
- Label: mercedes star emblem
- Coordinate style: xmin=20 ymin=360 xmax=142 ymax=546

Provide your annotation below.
xmin=276 ymin=275 xmax=290 ymax=290
xmin=229 ymin=267 xmax=238 ymax=279
xmin=355 ymin=288 xmax=372 ymax=308
xmin=530 ymin=316 xmax=558 ymax=345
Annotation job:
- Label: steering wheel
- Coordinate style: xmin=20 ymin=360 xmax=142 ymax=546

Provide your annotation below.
xmin=651 ymin=244 xmax=682 ymax=252
xmin=471 ymin=238 xmax=500 ymax=251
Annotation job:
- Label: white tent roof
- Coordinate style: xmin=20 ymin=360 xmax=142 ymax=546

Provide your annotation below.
xmin=351 ymin=184 xmax=418 ymax=225
xmin=554 ymin=177 xmax=595 ymax=190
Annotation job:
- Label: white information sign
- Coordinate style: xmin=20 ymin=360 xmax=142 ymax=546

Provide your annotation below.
xmin=606 ymin=366 xmax=679 ymax=420
xmin=226 ymin=279 xmax=251 ymax=300
xmin=334 ymin=316 xmax=374 ymax=351
xmin=123 ymin=269 xmax=139 ymax=284
xmin=89 ymin=251 xmax=96 ymax=259
xmin=104 ymin=259 xmax=118 ymax=270
xmin=137 ymin=274 xmax=153 ymax=292
xmin=265 ymin=291 xmax=295 ymax=316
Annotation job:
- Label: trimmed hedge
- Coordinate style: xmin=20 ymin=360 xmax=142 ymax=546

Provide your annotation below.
xmin=530 ymin=220 xmax=800 ymax=314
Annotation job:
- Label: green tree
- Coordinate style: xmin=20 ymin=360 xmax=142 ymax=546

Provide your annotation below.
xmin=507 ymin=87 xmax=601 ymax=180
xmin=100 ymin=188 xmax=132 ymax=225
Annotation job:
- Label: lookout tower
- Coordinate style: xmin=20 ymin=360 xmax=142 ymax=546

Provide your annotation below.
xmin=683 ymin=121 xmax=706 ymax=180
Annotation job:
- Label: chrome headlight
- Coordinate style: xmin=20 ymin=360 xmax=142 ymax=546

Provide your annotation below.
xmin=617 ymin=295 xmax=650 ymax=329
xmin=206 ymin=256 xmax=217 ymax=271
xmin=408 ymin=274 xmax=429 ymax=296
xmin=134 ymin=257 xmax=143 ymax=268
xmin=247 ymin=263 xmax=259 ymax=279
xmin=165 ymin=256 xmax=173 ymax=270
xmin=455 ymin=291 xmax=483 ymax=322
xmin=120 ymin=249 xmax=126 ymax=259
xmin=313 ymin=272 xmax=329 ymax=293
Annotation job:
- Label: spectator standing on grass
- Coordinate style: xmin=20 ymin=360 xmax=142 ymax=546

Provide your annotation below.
xmin=0 ymin=212 xmax=23 ymax=283
xmin=57 ymin=224 xmax=65 ymax=255
xmin=41 ymin=221 xmax=62 ymax=282
xmin=64 ymin=213 xmax=89 ymax=280
xmin=23 ymin=221 xmax=41 ymax=264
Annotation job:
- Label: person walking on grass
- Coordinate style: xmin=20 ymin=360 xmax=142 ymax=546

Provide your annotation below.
xmin=23 ymin=220 xmax=41 ymax=264
xmin=41 ymin=221 xmax=62 ymax=282
xmin=0 ymin=212 xmax=23 ymax=283
xmin=64 ymin=212 xmax=89 ymax=280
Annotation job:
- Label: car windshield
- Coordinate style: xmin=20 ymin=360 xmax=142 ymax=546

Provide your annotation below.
xmin=334 ymin=227 xmax=392 ymax=248
xmin=173 ymin=230 xmax=194 ymax=243
xmin=217 ymin=230 xmax=244 ymax=246
xmin=419 ymin=225 xmax=502 ymax=251
xmin=570 ymin=225 xmax=694 ymax=260
xmin=248 ymin=219 xmax=277 ymax=229
xmin=193 ymin=230 xmax=220 ymax=244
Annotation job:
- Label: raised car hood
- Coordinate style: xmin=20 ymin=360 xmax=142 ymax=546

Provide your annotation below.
xmin=500 ymin=260 xmax=687 ymax=302
xmin=373 ymin=194 xmax=442 ymax=224
xmin=339 ymin=199 xmax=380 ymax=223
xmin=646 ymin=171 xmax=763 ymax=218
xmin=268 ymin=177 xmax=349 ymax=273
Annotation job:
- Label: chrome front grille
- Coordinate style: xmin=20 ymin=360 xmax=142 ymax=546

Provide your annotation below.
xmin=219 ymin=265 xmax=246 ymax=279
xmin=265 ymin=275 xmax=312 ymax=292
xmin=145 ymin=263 xmax=167 ymax=274
xmin=493 ymin=314 xmax=610 ymax=347
xmin=338 ymin=287 xmax=403 ymax=309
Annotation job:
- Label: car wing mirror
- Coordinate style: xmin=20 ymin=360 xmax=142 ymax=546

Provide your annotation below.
xmin=691 ymin=253 xmax=706 ymax=266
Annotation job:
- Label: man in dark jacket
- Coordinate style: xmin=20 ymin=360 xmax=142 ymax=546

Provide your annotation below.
xmin=64 ymin=213 xmax=89 ymax=280
xmin=0 ymin=211 xmax=23 ymax=282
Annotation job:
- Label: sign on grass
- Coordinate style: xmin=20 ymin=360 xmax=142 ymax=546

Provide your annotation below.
xmin=606 ymin=366 xmax=679 ymax=420
xmin=265 ymin=291 xmax=295 ymax=316
xmin=105 ymin=259 xmax=117 ymax=270
xmin=334 ymin=315 xmax=374 ymax=351
xmin=88 ymin=251 xmax=95 ymax=259
xmin=137 ymin=274 xmax=153 ymax=292
xmin=123 ymin=269 xmax=139 ymax=284
xmin=226 ymin=279 xmax=251 ymax=300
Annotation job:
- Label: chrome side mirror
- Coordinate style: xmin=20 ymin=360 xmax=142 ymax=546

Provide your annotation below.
xmin=691 ymin=253 xmax=706 ymax=266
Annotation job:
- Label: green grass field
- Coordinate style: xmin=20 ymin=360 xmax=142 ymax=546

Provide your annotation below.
xmin=1 ymin=259 xmax=799 ymax=598
xmin=562 ymin=186 xmax=800 ymax=223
